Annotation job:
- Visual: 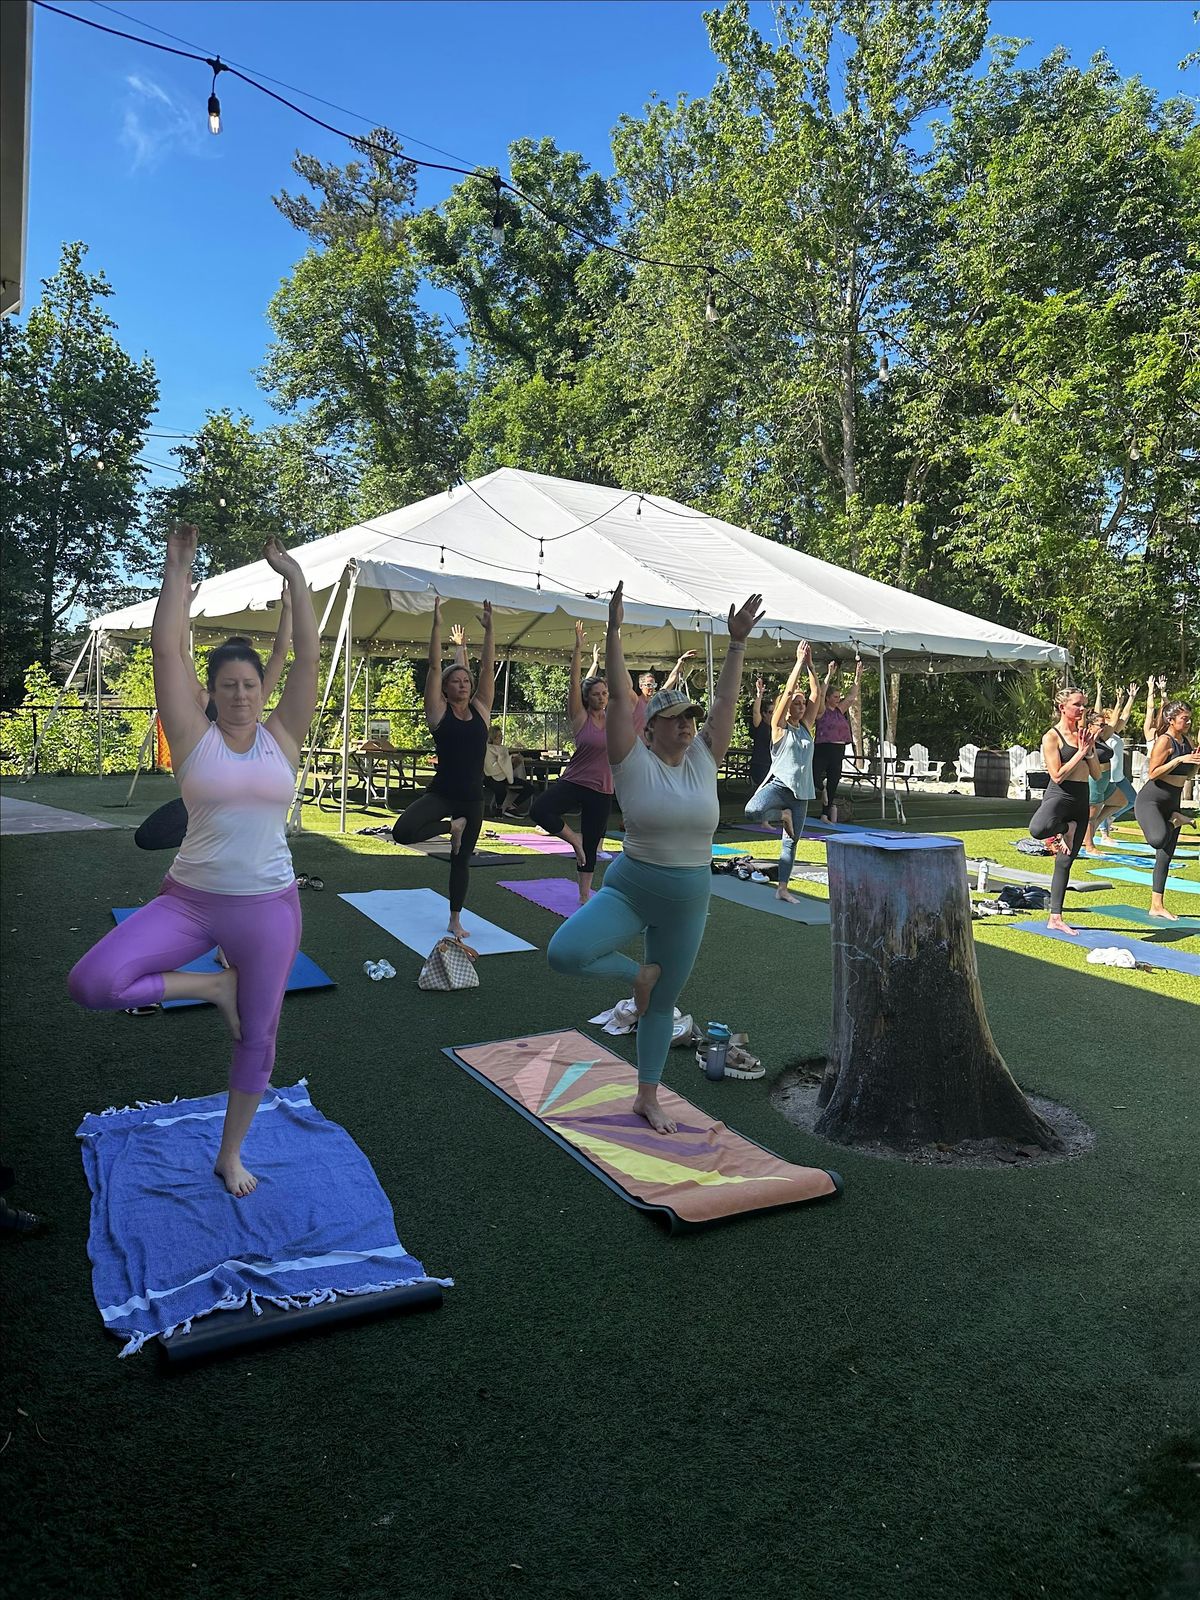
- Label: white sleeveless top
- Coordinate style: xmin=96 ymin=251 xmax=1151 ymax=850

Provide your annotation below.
xmin=611 ymin=735 xmax=720 ymax=868
xmin=169 ymin=723 xmax=296 ymax=895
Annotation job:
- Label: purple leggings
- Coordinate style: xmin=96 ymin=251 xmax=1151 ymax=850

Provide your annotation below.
xmin=67 ymin=875 xmax=301 ymax=1094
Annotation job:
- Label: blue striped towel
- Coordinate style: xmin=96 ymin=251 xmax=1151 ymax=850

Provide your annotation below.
xmin=76 ymin=1081 xmax=451 ymax=1357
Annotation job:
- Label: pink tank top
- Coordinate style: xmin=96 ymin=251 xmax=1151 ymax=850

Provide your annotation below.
xmin=562 ymin=714 xmax=614 ymax=794
xmin=169 ymin=722 xmax=296 ymax=895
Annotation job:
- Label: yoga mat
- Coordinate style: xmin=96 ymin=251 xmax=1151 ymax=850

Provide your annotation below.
xmin=340 ymin=888 xmax=535 ymax=955
xmin=445 ymin=1030 xmax=840 ymax=1230
xmin=1010 ymin=921 xmax=1200 ymax=975
xmin=493 ymin=831 xmax=613 ymax=860
xmin=0 ymin=795 xmax=119 ymax=834
xmin=76 ymin=1080 xmax=451 ymax=1358
xmin=394 ymin=839 xmax=507 ymax=864
xmin=1077 ymin=903 xmax=1200 ymax=932
xmin=110 ymin=910 xmax=334 ymax=1008
xmin=1096 ymin=838 xmax=1199 ymax=861
xmin=499 ymin=878 xmax=582 ymax=918
xmin=1088 ymin=866 xmax=1200 ymax=895
xmin=708 ymin=873 xmax=831 ymax=924
xmin=1079 ymin=852 xmax=1166 ymax=868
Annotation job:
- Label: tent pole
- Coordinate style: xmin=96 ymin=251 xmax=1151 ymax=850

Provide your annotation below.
xmin=124 ymin=710 xmax=158 ymax=806
xmin=289 ymin=573 xmax=353 ymax=833
xmin=339 ymin=585 xmax=355 ymax=835
xmin=95 ymin=631 xmax=104 ymax=780
xmin=363 ymin=654 xmax=371 ymax=740
xmin=501 ymin=657 xmax=511 ymax=741
xmin=878 ymin=646 xmax=887 ymax=822
xmin=22 ymin=629 xmax=96 ymax=782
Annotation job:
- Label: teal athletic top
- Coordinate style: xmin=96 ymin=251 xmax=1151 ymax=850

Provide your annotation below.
xmin=768 ymin=720 xmax=816 ymax=801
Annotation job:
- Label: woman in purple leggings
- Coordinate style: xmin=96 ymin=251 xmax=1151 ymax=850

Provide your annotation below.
xmin=68 ymin=523 xmax=319 ymax=1198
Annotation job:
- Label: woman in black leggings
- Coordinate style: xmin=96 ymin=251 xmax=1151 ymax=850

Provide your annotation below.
xmin=1135 ymin=700 xmax=1199 ymax=921
xmin=391 ymin=597 xmax=494 ymax=940
xmin=530 ymin=621 xmax=613 ymax=907
xmin=1028 ymin=686 xmax=1102 ymax=935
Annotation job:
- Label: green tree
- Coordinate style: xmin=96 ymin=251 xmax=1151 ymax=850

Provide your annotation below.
xmin=0 ymin=242 xmax=157 ymax=700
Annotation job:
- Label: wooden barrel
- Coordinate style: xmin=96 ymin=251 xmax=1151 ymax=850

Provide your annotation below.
xmin=973 ymin=749 xmax=1009 ymax=797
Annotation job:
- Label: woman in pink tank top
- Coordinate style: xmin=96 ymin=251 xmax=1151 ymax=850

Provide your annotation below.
xmin=529 ymin=621 xmax=615 ymax=905
xmin=68 ymin=523 xmax=320 ymax=1199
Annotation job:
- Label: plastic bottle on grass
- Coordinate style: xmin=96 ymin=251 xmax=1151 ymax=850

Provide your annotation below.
xmin=704 ymin=1022 xmax=731 ymax=1081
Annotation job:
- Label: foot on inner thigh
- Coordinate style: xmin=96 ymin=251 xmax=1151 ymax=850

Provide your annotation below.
xmin=632 ymin=1085 xmax=677 ymax=1135
xmin=449 ymin=816 xmax=467 ymax=855
xmin=212 ymin=968 xmax=242 ymax=1040
xmin=563 ymin=826 xmax=586 ymax=868
xmin=632 ymin=962 xmax=661 ymax=1016
xmin=780 ymin=811 xmax=796 ymax=840
xmin=1169 ymin=813 xmax=1193 ymax=830
xmin=1046 ymin=914 xmax=1076 ymax=935
xmin=213 ymin=1155 xmax=258 ymax=1198
xmin=448 ymin=912 xmax=470 ymax=940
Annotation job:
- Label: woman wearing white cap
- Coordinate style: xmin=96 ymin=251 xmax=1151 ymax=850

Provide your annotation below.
xmin=547 ymin=581 xmax=764 ymax=1134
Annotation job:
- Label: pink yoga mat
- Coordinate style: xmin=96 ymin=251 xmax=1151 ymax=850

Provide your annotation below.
xmin=499 ymin=878 xmax=583 ymax=917
xmin=495 ymin=831 xmax=613 ymax=859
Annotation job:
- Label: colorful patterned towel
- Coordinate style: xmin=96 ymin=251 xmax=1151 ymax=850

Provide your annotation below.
xmin=446 ymin=1030 xmax=840 ymax=1230
xmin=77 ymin=1081 xmax=451 ymax=1356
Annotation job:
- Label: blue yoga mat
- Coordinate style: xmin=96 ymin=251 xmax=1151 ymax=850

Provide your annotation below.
xmin=1097 ymin=840 xmax=1199 ymax=860
xmin=111 ymin=909 xmax=335 ymax=1007
xmin=1078 ymin=903 xmax=1200 ymax=932
xmin=1011 ymin=920 xmax=1200 ymax=975
xmin=76 ymin=1081 xmax=450 ymax=1357
xmin=1086 ymin=867 xmax=1200 ymax=895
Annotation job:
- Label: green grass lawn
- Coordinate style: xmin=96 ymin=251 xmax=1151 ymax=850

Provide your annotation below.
xmin=1 ymin=775 xmax=1197 ymax=1600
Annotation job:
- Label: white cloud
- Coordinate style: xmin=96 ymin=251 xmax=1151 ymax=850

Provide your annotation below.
xmin=120 ymin=73 xmax=211 ymax=172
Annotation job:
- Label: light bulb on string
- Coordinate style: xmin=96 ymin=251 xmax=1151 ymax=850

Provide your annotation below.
xmin=704 ymin=271 xmax=719 ymax=325
xmin=636 ymin=495 xmax=643 ymax=517
xmin=440 ymin=546 xmax=445 ymax=568
xmin=1129 ymin=440 xmax=1142 ymax=462
xmin=877 ymin=352 xmax=890 ymax=383
xmin=206 ymin=59 xmax=226 ymax=135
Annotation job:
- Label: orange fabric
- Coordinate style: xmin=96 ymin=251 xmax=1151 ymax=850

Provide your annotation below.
xmin=155 ymin=717 xmax=171 ymax=773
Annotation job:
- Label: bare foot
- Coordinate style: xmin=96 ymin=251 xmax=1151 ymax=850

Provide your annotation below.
xmin=562 ymin=826 xmax=587 ymax=868
xmin=578 ymin=885 xmax=592 ymax=906
xmin=1149 ymin=906 xmax=1178 ymax=921
xmin=632 ymin=1088 xmax=677 ymax=1135
xmin=776 ymin=887 xmax=800 ymax=903
xmin=212 ymin=968 xmax=242 ymax=1040
xmin=213 ymin=1156 xmax=258 ymax=1198
xmin=215 ymin=945 xmax=230 ymax=970
xmin=632 ymin=962 xmax=661 ymax=1016
xmin=1046 ymin=914 xmax=1076 ymax=935
xmin=448 ymin=913 xmax=470 ymax=940
xmin=1170 ymin=813 xmax=1195 ymax=831
xmin=449 ymin=816 xmax=467 ymax=856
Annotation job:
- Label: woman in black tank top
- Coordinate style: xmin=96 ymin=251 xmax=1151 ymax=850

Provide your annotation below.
xmin=391 ymin=598 xmax=495 ymax=939
xmin=1134 ymin=700 xmax=1199 ymax=919
xmin=1027 ymin=687 xmax=1102 ymax=934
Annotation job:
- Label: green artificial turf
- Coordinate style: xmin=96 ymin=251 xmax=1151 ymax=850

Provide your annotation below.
xmin=1 ymin=777 xmax=1198 ymax=1600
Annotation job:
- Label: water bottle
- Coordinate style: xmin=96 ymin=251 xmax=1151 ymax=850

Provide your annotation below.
xmin=376 ymin=959 xmax=396 ymax=979
xmin=704 ymin=1022 xmax=731 ymax=1081
xmin=363 ymin=960 xmax=387 ymax=982
xmin=976 ymin=860 xmax=989 ymax=893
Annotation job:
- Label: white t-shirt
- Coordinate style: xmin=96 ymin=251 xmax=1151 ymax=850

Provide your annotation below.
xmin=611 ymin=735 xmax=720 ymax=868
xmin=1109 ymin=734 xmax=1125 ymax=784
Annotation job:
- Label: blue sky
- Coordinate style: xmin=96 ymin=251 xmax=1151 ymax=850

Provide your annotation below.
xmin=21 ymin=0 xmax=1198 ymax=482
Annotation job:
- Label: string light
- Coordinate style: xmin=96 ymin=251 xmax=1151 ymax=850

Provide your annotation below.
xmin=206 ymin=58 xmax=225 ymax=134
xmin=635 ymin=496 xmax=642 ymax=517
xmin=704 ymin=271 xmax=719 ymax=325
xmin=877 ymin=353 xmax=889 ymax=383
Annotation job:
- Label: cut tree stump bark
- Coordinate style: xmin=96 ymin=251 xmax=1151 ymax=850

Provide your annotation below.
xmin=814 ymin=834 xmax=1060 ymax=1150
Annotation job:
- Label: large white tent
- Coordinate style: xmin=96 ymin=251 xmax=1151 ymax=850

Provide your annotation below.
xmin=95 ymin=467 xmax=1067 ymax=673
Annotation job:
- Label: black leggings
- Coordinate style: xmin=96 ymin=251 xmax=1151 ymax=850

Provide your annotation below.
xmin=1134 ymin=779 xmax=1183 ymax=896
xmin=1029 ymin=780 xmax=1090 ymax=915
xmin=529 ymin=779 xmax=612 ymax=874
xmin=391 ymin=788 xmax=484 ymax=913
xmin=812 ymin=742 xmax=846 ymax=816
xmin=484 ymin=776 xmax=532 ymax=815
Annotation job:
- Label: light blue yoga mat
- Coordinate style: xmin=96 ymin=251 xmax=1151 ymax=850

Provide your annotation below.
xmin=77 ymin=1081 xmax=452 ymax=1357
xmin=111 ymin=909 xmax=334 ymax=1008
xmin=1096 ymin=839 xmax=1199 ymax=860
xmin=1078 ymin=904 xmax=1200 ymax=932
xmin=1011 ymin=920 xmax=1200 ymax=975
xmin=1088 ymin=866 xmax=1200 ymax=895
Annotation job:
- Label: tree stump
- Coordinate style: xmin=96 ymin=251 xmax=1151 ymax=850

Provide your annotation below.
xmin=814 ymin=835 xmax=1059 ymax=1149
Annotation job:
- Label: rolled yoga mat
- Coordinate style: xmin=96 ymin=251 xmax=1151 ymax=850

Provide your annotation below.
xmin=1010 ymin=921 xmax=1200 ymax=976
xmin=339 ymin=887 xmax=535 ymax=956
xmin=1088 ymin=866 xmax=1200 ymax=895
xmin=110 ymin=909 xmax=334 ymax=1008
xmin=445 ymin=1029 xmax=841 ymax=1231
xmin=76 ymin=1080 xmax=451 ymax=1360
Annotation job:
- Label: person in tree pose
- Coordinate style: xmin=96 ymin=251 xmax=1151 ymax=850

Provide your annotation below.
xmin=68 ymin=524 xmax=320 ymax=1198
xmin=1082 ymin=680 xmax=1139 ymax=851
xmin=812 ymin=656 xmax=862 ymax=823
xmin=1135 ymin=700 xmax=1199 ymax=921
xmin=391 ymin=598 xmax=494 ymax=940
xmin=1027 ymin=687 xmax=1103 ymax=935
xmin=748 ymin=676 xmax=773 ymax=794
xmin=547 ymin=582 xmax=763 ymax=1134
xmin=134 ymin=576 xmax=293 ymax=852
xmin=743 ymin=642 xmax=825 ymax=902
xmin=529 ymin=622 xmax=614 ymax=905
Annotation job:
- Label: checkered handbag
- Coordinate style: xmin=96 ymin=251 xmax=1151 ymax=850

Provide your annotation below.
xmin=418 ymin=935 xmax=480 ymax=991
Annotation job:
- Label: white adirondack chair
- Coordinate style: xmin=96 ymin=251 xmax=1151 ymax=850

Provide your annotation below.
xmin=907 ymin=744 xmax=944 ymax=783
xmin=881 ymin=740 xmax=914 ymax=791
xmin=1008 ymin=745 xmax=1029 ymax=799
xmin=954 ymin=744 xmax=979 ymax=787
xmin=1024 ymin=745 xmax=1049 ymax=794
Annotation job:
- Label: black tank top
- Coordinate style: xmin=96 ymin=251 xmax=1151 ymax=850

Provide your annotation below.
xmin=431 ymin=706 xmax=487 ymax=802
xmin=1050 ymin=731 xmax=1089 ymax=794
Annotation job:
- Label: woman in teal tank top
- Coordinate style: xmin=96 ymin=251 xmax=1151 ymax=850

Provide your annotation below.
xmin=744 ymin=641 xmax=825 ymax=901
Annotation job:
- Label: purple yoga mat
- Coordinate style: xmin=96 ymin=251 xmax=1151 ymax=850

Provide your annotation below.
xmin=497 ymin=831 xmax=612 ymax=860
xmin=499 ymin=878 xmax=583 ymax=917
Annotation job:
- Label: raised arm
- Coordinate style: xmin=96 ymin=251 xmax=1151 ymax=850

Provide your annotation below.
xmin=152 ymin=523 xmax=212 ymax=767
xmin=844 ymin=657 xmax=864 ymax=708
xmin=1094 ymin=679 xmax=1103 ymax=714
xmin=605 ymin=583 xmax=637 ymax=765
xmin=1143 ymin=676 xmax=1158 ymax=744
xmin=262 ymin=584 xmax=293 ymax=702
xmin=699 ymin=595 xmax=764 ymax=765
xmin=471 ymin=600 xmax=495 ymax=721
xmin=568 ymin=620 xmax=587 ymax=731
xmin=662 ymin=649 xmax=696 ymax=692
xmin=449 ymin=622 xmax=470 ymax=672
xmin=424 ymin=598 xmax=446 ymax=731
xmin=772 ymin=644 xmax=807 ymax=739
xmin=262 ymin=538 xmax=318 ymax=762
xmin=751 ymin=676 xmax=766 ymax=729
xmin=178 ymin=572 xmax=208 ymax=713
xmin=801 ymin=645 xmax=825 ymax=730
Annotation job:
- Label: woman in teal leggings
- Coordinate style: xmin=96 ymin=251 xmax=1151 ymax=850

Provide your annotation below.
xmin=547 ymin=581 xmax=763 ymax=1134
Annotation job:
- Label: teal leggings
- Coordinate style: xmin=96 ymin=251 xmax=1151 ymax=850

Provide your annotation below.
xmin=547 ymin=853 xmax=711 ymax=1085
